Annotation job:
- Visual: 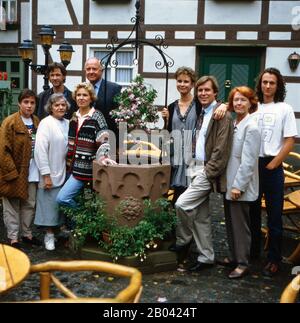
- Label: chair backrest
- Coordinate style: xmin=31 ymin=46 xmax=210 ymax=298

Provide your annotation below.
xmin=280 ymin=274 xmax=300 ymax=303
xmin=29 ymin=260 xmax=142 ymax=303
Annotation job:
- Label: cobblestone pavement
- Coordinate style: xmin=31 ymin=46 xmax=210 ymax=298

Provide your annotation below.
xmin=0 ymin=194 xmax=299 ymax=303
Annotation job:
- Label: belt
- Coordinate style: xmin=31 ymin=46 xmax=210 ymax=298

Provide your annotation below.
xmin=194 ymin=160 xmax=206 ymax=167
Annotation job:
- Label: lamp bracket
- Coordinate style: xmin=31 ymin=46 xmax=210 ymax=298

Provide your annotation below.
xmin=29 ymin=64 xmax=48 ymax=75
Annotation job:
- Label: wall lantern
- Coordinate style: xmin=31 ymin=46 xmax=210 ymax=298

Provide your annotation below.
xmin=288 ymin=52 xmax=300 ymax=71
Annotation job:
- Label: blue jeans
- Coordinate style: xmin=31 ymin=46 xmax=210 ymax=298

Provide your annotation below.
xmin=250 ymin=157 xmax=284 ymax=264
xmin=56 ymin=174 xmax=85 ymax=208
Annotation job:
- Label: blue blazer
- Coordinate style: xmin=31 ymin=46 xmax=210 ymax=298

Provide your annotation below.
xmin=95 ymin=80 xmax=122 ymax=136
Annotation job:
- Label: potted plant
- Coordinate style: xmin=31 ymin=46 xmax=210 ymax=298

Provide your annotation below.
xmin=63 ymin=189 xmax=176 ymax=261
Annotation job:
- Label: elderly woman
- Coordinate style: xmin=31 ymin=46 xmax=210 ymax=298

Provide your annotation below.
xmin=0 ymin=89 xmax=41 ymax=248
xmin=223 ymin=86 xmax=261 ymax=279
xmin=34 ymin=93 xmax=70 ymax=250
xmin=56 ymin=82 xmax=115 ymax=209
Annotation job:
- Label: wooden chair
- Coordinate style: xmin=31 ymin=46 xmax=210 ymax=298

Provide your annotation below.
xmin=262 ymin=190 xmax=300 ymax=262
xmin=28 ymin=260 xmax=143 ymax=303
xmin=283 ymin=152 xmax=300 ymax=191
xmin=261 ymin=190 xmax=300 ymax=234
xmin=286 ymin=243 xmax=300 ymax=265
xmin=280 ymin=274 xmax=300 ymax=303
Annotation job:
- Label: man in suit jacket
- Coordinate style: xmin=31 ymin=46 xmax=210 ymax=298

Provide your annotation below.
xmin=36 ymin=62 xmax=77 ymax=120
xmin=85 ymin=57 xmax=122 ymax=138
xmin=171 ymin=75 xmax=233 ymax=272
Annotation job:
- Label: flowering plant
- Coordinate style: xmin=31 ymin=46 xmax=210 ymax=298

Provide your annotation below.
xmin=111 ymin=74 xmax=158 ymax=130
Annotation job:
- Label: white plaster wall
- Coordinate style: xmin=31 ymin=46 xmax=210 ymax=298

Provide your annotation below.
xmin=269 ymin=1 xmax=300 ymax=25
xmin=117 ymin=31 xmax=136 ymax=39
xmin=269 ymin=32 xmax=291 ymax=40
xmin=205 ymin=0 xmax=262 ymax=25
xmin=38 ymin=0 xmax=72 ymax=25
xmin=144 ymin=78 xmax=177 ymax=107
xmin=64 ymin=76 xmax=83 ymax=93
xmin=21 ymin=2 xmax=31 ymax=41
xmin=175 ymin=31 xmax=195 ymax=39
xmin=236 ymin=32 xmax=258 ymax=40
xmin=37 ymin=44 xmax=83 ymax=72
xmin=70 ymin=0 xmax=83 ymax=25
xmin=91 ymin=32 xmax=109 ymax=39
xmin=37 ymin=75 xmax=82 ymax=94
xmin=0 ymin=30 xmax=18 ymax=43
xmin=143 ymin=46 xmax=195 ymax=74
xmin=286 ymin=83 xmax=300 ymax=112
xmin=146 ymin=31 xmax=165 ymax=39
xmin=65 ymin=31 xmax=82 ymax=39
xmin=144 ymin=0 xmax=198 ymax=25
xmin=89 ymin=0 xmax=135 ymax=25
xmin=265 ymin=48 xmax=300 ymax=77
xmin=205 ymin=31 xmax=226 ymax=40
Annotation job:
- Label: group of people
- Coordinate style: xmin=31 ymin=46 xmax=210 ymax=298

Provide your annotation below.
xmin=164 ymin=67 xmax=297 ymax=279
xmin=0 ymin=58 xmax=118 ymax=251
xmin=0 ymin=59 xmax=297 ymax=281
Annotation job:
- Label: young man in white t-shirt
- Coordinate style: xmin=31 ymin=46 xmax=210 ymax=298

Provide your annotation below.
xmin=250 ymin=68 xmax=297 ymax=277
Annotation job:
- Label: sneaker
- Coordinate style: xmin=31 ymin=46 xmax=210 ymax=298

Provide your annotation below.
xmin=44 ymin=233 xmax=55 ymax=251
xmin=262 ymin=262 xmax=279 ymax=277
xmin=22 ymin=236 xmax=42 ymax=246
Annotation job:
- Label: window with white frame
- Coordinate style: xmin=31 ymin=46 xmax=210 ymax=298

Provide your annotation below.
xmin=0 ymin=0 xmax=17 ymax=29
xmin=93 ymin=49 xmax=137 ymax=86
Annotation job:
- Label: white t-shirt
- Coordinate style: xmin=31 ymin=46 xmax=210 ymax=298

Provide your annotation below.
xmin=251 ymin=102 xmax=298 ymax=157
xmin=21 ymin=116 xmax=39 ymax=182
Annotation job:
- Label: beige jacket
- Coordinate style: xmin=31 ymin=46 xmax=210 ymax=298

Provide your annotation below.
xmin=205 ymin=107 xmax=233 ymax=193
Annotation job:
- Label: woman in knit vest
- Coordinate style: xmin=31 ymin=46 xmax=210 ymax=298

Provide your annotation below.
xmin=56 ymin=82 xmax=115 ymax=208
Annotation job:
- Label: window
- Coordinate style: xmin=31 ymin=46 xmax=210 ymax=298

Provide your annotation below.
xmin=0 ymin=57 xmax=24 ymax=121
xmin=0 ymin=0 xmax=17 ymax=30
xmin=93 ymin=49 xmax=137 ymax=86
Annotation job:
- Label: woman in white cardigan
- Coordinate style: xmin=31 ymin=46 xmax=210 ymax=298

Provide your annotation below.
xmin=34 ymin=93 xmax=70 ymax=250
xmin=223 ymin=86 xmax=261 ymax=279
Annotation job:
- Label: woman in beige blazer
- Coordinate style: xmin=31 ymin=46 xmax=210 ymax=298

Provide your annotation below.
xmin=223 ymin=86 xmax=261 ymax=279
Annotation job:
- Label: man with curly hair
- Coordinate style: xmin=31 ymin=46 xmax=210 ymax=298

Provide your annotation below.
xmin=250 ymin=68 xmax=297 ymax=277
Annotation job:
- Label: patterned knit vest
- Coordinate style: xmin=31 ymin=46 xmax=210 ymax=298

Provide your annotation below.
xmin=67 ymin=111 xmax=108 ymax=181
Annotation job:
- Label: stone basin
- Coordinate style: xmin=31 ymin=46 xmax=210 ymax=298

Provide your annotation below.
xmin=93 ymin=162 xmax=171 ymax=227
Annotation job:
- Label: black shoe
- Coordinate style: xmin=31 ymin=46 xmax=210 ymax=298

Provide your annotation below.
xmin=168 ymin=243 xmax=188 ymax=253
xmin=262 ymin=262 xmax=279 ymax=278
xmin=228 ymin=266 xmax=249 ymax=279
xmin=22 ymin=236 xmax=42 ymax=246
xmin=188 ymin=261 xmax=214 ymax=272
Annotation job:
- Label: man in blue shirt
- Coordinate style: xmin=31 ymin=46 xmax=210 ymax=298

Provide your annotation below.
xmin=85 ymin=58 xmax=121 ymax=137
xmin=171 ymin=76 xmax=233 ymax=272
